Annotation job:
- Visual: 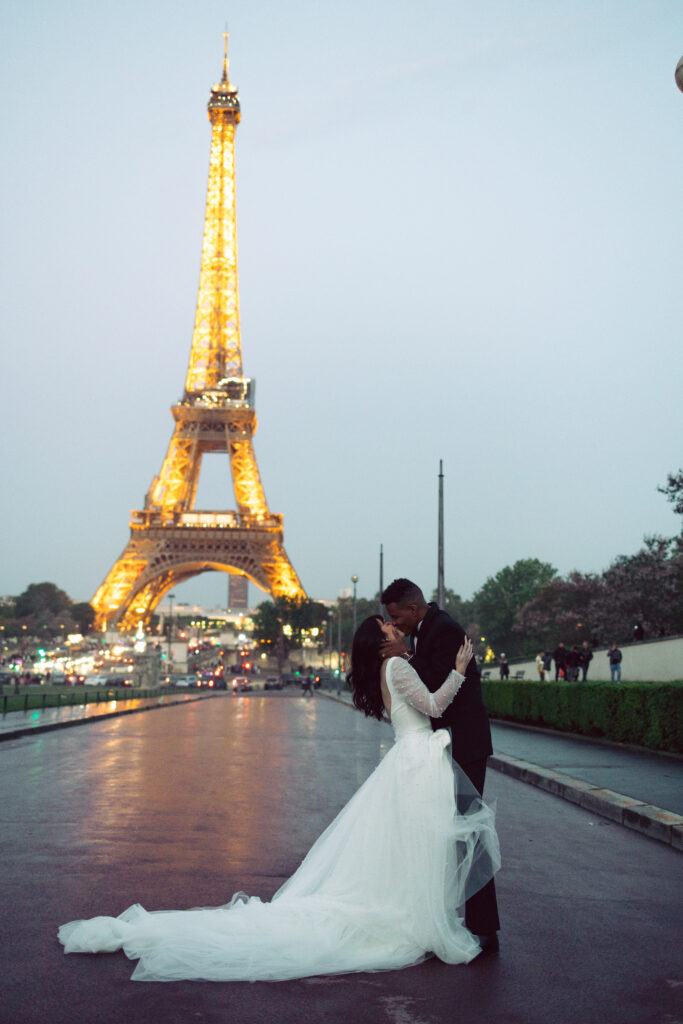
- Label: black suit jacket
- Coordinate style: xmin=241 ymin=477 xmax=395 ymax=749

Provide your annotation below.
xmin=410 ymin=603 xmax=493 ymax=765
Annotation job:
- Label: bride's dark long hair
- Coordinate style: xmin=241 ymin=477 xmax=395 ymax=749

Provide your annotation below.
xmin=348 ymin=616 xmax=386 ymax=721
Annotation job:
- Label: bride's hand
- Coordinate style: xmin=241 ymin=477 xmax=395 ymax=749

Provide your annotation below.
xmin=379 ymin=623 xmax=408 ymax=659
xmin=455 ymin=637 xmax=474 ymax=675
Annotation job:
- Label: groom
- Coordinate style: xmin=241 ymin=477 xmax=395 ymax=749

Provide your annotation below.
xmin=380 ymin=578 xmax=500 ymax=956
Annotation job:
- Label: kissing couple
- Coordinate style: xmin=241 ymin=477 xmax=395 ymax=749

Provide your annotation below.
xmin=59 ymin=578 xmax=501 ymax=981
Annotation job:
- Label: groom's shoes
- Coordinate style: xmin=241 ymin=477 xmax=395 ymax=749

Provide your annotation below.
xmin=474 ymin=934 xmax=499 ymax=960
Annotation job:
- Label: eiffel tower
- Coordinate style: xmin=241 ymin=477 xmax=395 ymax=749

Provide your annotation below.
xmin=92 ymin=38 xmax=306 ymax=631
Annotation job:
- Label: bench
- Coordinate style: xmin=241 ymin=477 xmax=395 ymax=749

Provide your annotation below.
xmin=481 ymin=670 xmax=491 ymax=680
xmin=513 ymin=670 xmax=526 ymax=680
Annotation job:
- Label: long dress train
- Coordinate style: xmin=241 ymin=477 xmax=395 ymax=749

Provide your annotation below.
xmin=58 ymin=657 xmax=500 ymax=982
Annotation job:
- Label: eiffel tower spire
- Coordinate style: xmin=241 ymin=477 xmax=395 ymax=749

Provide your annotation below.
xmin=91 ymin=42 xmax=305 ymax=631
xmin=185 ymin=31 xmax=242 ymax=394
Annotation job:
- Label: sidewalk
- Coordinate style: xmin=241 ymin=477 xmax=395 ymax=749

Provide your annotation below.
xmin=320 ymin=690 xmax=683 ymax=850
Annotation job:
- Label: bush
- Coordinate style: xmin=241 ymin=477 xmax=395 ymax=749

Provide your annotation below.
xmin=481 ymin=679 xmax=683 ymax=754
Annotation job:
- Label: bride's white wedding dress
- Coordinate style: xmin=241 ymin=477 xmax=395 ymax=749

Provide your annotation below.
xmin=58 ymin=658 xmax=500 ymax=982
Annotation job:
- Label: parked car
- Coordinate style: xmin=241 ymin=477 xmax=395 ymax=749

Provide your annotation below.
xmin=264 ymin=676 xmax=283 ymax=690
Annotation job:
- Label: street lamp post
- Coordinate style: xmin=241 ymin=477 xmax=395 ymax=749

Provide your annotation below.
xmin=378 ymin=544 xmax=384 ymax=614
xmin=437 ymin=460 xmax=445 ymax=609
xmin=351 ymin=575 xmax=359 ymax=636
xmin=167 ymin=593 xmax=176 ymax=669
xmin=327 ymin=616 xmax=333 ymax=670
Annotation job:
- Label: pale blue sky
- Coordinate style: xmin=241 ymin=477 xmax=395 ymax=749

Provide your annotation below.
xmin=1 ymin=1 xmax=682 ymax=610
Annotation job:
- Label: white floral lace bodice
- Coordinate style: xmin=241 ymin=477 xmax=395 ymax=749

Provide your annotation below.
xmin=385 ymin=657 xmax=464 ymax=739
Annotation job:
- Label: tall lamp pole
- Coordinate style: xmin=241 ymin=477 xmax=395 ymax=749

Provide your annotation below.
xmin=351 ymin=575 xmax=359 ymax=636
xmin=167 ymin=592 xmax=176 ymax=668
xmin=378 ymin=544 xmax=384 ymax=613
xmin=437 ymin=460 xmax=445 ymax=609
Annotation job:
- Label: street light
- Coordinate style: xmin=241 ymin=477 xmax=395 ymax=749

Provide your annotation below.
xmin=167 ymin=593 xmax=176 ymax=667
xmin=326 ymin=615 xmax=336 ymax=670
xmin=351 ymin=575 xmax=359 ymax=636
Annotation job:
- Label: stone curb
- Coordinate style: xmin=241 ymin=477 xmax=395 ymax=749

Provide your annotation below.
xmin=488 ymin=752 xmax=683 ymax=851
xmin=0 ymin=693 xmax=221 ymax=742
xmin=318 ymin=692 xmax=683 ymax=852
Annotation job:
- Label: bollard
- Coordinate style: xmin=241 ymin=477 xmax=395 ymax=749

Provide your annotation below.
xmin=2 ymin=694 xmax=7 ymax=715
xmin=42 ymin=693 xmax=46 ymax=709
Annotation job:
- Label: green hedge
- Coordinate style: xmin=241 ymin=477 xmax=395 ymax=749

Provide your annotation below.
xmin=0 ymin=687 xmax=165 ymax=714
xmin=482 ymin=680 xmax=683 ymax=754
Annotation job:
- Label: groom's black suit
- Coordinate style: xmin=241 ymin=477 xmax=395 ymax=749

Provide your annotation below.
xmin=409 ymin=603 xmax=500 ymax=936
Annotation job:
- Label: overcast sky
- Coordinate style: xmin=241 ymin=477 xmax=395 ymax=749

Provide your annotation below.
xmin=2 ymin=1 xmax=682 ymax=612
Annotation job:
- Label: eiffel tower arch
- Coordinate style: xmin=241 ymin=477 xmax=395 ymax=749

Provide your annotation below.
xmin=92 ymin=38 xmax=305 ymax=631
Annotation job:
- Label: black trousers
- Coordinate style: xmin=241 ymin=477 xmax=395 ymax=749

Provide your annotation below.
xmin=459 ymin=756 xmax=501 ymax=936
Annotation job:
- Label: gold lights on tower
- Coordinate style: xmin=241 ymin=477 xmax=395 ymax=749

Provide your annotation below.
xmin=92 ymin=39 xmax=305 ymax=630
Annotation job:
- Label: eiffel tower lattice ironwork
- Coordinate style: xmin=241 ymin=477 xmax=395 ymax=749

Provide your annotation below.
xmin=92 ymin=39 xmax=305 ymax=631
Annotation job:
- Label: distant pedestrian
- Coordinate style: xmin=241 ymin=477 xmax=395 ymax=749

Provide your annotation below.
xmin=301 ymin=676 xmax=313 ymax=698
xmin=542 ymin=650 xmax=552 ymax=679
xmin=499 ymin=654 xmax=510 ymax=680
xmin=608 ymin=644 xmax=623 ymax=683
xmin=566 ymin=646 xmax=580 ymax=682
xmin=553 ymin=642 xmax=567 ymax=681
xmin=579 ymin=642 xmax=593 ymax=682
xmin=535 ymin=653 xmax=545 ymax=680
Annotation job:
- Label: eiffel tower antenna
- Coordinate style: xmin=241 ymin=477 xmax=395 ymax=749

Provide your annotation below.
xmin=223 ymin=26 xmax=230 ymax=82
xmin=92 ymin=40 xmax=306 ymax=631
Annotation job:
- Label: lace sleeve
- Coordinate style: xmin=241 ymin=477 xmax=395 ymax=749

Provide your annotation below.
xmin=389 ymin=657 xmax=465 ymax=717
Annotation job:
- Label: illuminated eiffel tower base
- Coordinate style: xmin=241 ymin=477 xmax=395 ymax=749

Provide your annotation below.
xmin=92 ymin=40 xmax=305 ymax=631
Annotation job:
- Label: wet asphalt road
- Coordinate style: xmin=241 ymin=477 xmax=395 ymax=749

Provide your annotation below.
xmin=2 ymin=693 xmax=682 ymax=1024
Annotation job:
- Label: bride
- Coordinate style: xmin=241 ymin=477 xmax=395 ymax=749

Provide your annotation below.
xmin=58 ymin=616 xmax=500 ymax=982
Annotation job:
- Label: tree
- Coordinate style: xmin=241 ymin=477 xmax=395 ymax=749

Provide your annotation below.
xmin=515 ymin=538 xmax=683 ymax=649
xmin=657 ymin=469 xmax=683 ymax=520
xmin=71 ymin=602 xmax=96 ymax=635
xmin=430 ymin=588 xmax=475 ymax=627
xmin=591 ymin=535 xmax=683 ymax=643
xmin=514 ymin=571 xmax=604 ymax=652
xmin=472 ymin=559 xmax=557 ymax=657
xmin=14 ymin=582 xmax=71 ymax=619
xmin=251 ymin=597 xmax=331 ymax=656
xmin=335 ymin=595 xmax=382 ymax=659
xmin=6 ymin=582 xmax=95 ymax=638
xmin=251 ymin=601 xmax=282 ymax=649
